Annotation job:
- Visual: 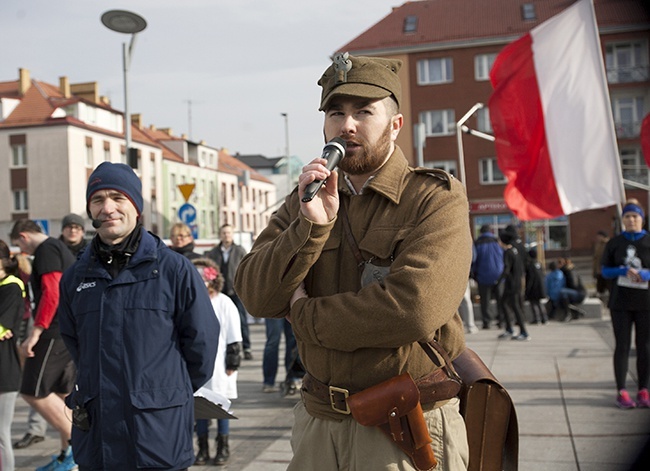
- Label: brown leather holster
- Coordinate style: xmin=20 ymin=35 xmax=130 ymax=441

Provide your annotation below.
xmin=346 ymin=373 xmax=437 ymax=471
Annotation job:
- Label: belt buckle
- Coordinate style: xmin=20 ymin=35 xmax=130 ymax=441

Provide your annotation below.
xmin=329 ymin=386 xmax=350 ymax=414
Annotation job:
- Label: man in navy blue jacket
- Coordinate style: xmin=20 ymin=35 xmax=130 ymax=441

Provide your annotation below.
xmin=471 ymin=225 xmax=505 ymax=329
xmin=59 ymin=162 xmax=219 ymax=470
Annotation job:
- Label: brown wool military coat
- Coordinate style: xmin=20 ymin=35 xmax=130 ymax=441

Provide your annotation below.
xmin=235 ymin=147 xmax=472 ymax=420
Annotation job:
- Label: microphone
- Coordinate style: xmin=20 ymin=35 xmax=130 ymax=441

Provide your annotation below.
xmin=92 ymin=219 xmax=103 ymax=229
xmin=301 ymin=137 xmax=347 ymax=203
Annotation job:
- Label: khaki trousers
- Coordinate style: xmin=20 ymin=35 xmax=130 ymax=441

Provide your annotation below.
xmin=288 ymin=397 xmax=469 ymax=471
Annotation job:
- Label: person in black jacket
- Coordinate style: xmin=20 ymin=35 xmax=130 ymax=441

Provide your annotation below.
xmin=525 ymin=249 xmax=547 ymax=324
xmin=498 ymin=229 xmax=530 ymax=341
xmin=601 ymin=201 xmax=650 ymax=409
xmin=0 ymin=240 xmax=26 ymax=471
xmin=205 ymin=224 xmax=252 ymax=360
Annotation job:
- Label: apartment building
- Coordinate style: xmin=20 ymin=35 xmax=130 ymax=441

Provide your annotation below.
xmin=0 ymin=68 xmax=275 ymax=241
xmin=337 ymin=0 xmax=649 ymax=255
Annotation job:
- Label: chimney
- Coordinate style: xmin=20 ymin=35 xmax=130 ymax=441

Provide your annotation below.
xmin=159 ymin=127 xmax=173 ymax=136
xmin=59 ymin=76 xmax=71 ymax=98
xmin=70 ymin=82 xmax=99 ymax=103
xmin=19 ymin=68 xmax=31 ymax=96
xmin=149 ymin=124 xmax=157 ymax=132
xmin=131 ymin=113 xmax=142 ymax=128
xmin=100 ymin=96 xmax=111 ymax=105
xmin=181 ymin=133 xmax=188 ymax=140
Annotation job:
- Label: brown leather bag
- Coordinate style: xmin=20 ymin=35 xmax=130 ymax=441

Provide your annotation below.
xmin=347 ymin=373 xmax=438 ymax=471
xmin=453 ymin=349 xmax=519 ymax=471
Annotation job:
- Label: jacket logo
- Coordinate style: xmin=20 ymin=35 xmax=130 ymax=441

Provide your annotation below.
xmin=76 ymin=281 xmax=96 ymax=292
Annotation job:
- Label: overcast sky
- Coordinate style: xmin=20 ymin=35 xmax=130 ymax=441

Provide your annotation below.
xmin=1 ymin=0 xmax=401 ymax=163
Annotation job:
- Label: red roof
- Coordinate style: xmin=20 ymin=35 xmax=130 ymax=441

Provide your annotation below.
xmin=338 ymin=0 xmax=650 ymax=54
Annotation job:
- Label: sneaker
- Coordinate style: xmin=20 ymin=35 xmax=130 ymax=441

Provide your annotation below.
xmin=497 ymin=331 xmax=513 ymax=339
xmin=511 ymin=333 xmax=531 ymax=341
xmin=36 ymin=446 xmax=78 ymax=471
xmin=616 ymin=389 xmax=637 ymax=409
xmin=282 ymin=379 xmax=303 ymax=396
xmin=637 ymin=389 xmax=650 ymax=408
xmin=13 ymin=432 xmax=45 ymax=449
xmin=262 ymin=384 xmax=279 ymax=393
xmin=244 ymin=350 xmax=254 ymax=360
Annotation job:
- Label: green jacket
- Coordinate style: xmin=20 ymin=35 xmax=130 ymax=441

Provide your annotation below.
xmin=235 ymin=147 xmax=472 ymax=420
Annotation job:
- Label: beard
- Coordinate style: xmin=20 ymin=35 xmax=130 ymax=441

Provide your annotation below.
xmin=337 ymin=122 xmax=393 ymax=176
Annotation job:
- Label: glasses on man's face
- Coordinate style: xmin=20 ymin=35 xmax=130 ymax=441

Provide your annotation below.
xmin=64 ymin=225 xmax=83 ymax=231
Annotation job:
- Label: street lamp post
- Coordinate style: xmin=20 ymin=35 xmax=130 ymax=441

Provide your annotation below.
xmin=281 ymin=113 xmax=290 ymax=195
xmin=455 ymin=103 xmax=485 ymax=187
xmin=101 ymin=10 xmax=147 ymax=166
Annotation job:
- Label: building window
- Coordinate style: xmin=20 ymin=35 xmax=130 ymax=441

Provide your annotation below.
xmin=621 ymin=148 xmax=647 ymax=187
xmin=210 ymin=182 xmax=216 ymax=205
xmin=474 ymin=53 xmax=497 ymax=81
xmin=150 ymin=158 xmax=156 ymax=189
xmin=476 ymin=107 xmax=492 ymax=133
xmin=85 ymin=140 xmax=93 ymax=168
xmin=479 ymin=158 xmax=506 ymax=184
xmin=170 ymin=174 xmax=177 ymax=202
xmin=425 ymin=160 xmax=457 ymax=178
xmin=417 ymin=58 xmax=453 ymax=85
xmin=472 ymin=214 xmax=515 ymax=239
xmin=606 ymin=40 xmax=649 ymax=83
xmin=403 ymin=15 xmax=418 ymax=33
xmin=221 ymin=183 xmax=227 ymax=205
xmin=13 ymin=189 xmax=28 ymax=211
xmin=11 ymin=144 xmax=27 ymax=167
xmin=522 ymin=3 xmax=536 ymax=21
xmin=613 ymin=96 xmax=644 ymax=138
xmin=523 ymin=217 xmax=569 ymax=251
xmin=103 ymin=141 xmax=111 ymax=163
xmin=419 ymin=109 xmax=456 ymax=136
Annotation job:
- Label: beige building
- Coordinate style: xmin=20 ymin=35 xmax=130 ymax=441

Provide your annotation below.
xmin=0 ymin=68 xmax=275 ymax=241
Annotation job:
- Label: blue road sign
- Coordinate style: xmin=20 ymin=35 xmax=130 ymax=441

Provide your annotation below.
xmin=178 ymin=203 xmax=197 ymax=224
xmin=34 ymin=219 xmax=49 ymax=235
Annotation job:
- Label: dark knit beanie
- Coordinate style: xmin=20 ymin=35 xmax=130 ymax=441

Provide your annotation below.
xmin=61 ymin=213 xmax=85 ymax=230
xmin=86 ymin=162 xmax=143 ymax=216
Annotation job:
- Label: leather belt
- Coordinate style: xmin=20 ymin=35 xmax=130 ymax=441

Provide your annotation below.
xmin=302 ymin=368 xmax=454 ymax=415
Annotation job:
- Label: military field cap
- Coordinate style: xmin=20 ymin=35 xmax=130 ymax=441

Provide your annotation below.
xmin=318 ymin=52 xmax=402 ymax=111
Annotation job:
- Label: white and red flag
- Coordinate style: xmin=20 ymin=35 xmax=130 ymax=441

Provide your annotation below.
xmin=489 ymin=0 xmax=625 ymax=221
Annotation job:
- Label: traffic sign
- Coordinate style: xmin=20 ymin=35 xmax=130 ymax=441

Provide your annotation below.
xmin=178 ymin=203 xmax=197 ymax=224
xmin=178 ymin=183 xmax=196 ymax=202
xmin=34 ymin=219 xmax=50 ymax=235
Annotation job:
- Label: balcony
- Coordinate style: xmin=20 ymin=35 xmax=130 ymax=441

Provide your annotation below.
xmin=607 ymin=65 xmax=649 ymax=84
xmin=615 ymin=121 xmax=641 ymax=138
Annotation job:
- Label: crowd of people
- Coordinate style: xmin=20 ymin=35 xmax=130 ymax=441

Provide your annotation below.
xmin=2 ymin=53 xmax=649 ymax=471
xmin=471 ymin=223 xmax=591 ymax=343
xmin=2 ymin=197 xmax=300 ymax=470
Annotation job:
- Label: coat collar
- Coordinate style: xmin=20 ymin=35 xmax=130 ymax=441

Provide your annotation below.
xmin=337 ymin=146 xmax=409 ymax=205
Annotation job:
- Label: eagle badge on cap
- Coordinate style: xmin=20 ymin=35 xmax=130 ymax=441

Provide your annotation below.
xmin=333 ymin=52 xmax=352 ymax=84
